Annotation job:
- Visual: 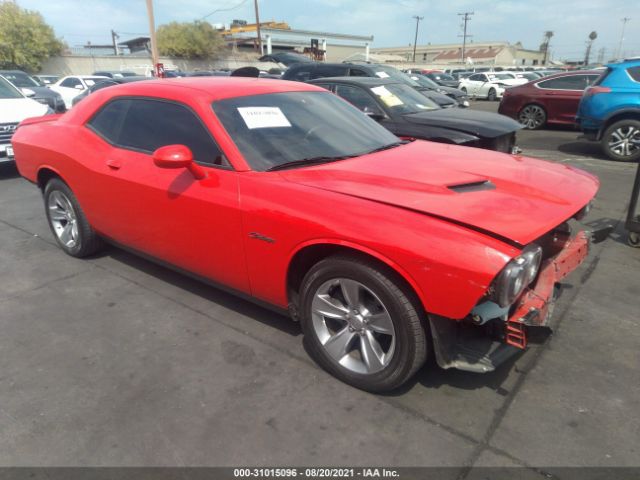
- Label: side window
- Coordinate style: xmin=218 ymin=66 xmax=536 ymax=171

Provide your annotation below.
xmin=290 ymin=67 xmax=312 ymax=82
xmin=627 ymin=67 xmax=640 ymax=82
xmin=468 ymin=74 xmax=483 ymax=82
xmin=312 ymin=65 xmax=348 ymax=78
xmin=90 ymin=99 xmax=227 ymax=167
xmin=335 ymin=85 xmax=383 ymax=115
xmin=60 ymin=77 xmax=81 ymax=88
xmin=88 ymin=99 xmax=130 ymax=144
xmin=538 ymin=75 xmax=592 ymax=90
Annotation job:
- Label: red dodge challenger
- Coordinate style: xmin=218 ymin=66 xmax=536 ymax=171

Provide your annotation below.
xmin=12 ymin=78 xmax=600 ymax=392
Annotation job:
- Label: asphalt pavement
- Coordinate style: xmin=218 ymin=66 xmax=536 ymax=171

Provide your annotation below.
xmin=0 ymin=103 xmax=638 ymax=473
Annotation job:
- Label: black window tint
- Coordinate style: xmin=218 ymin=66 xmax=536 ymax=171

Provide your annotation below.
xmin=88 ymin=99 xmax=130 ymax=144
xmin=312 ymin=65 xmax=348 ymax=78
xmin=116 ymin=99 xmax=224 ymax=166
xmin=290 ymin=67 xmax=312 ymax=81
xmin=538 ymin=75 xmax=593 ymax=90
xmin=469 ymin=74 xmax=484 ymax=81
xmin=335 ymin=85 xmax=383 ymax=114
xmin=627 ymin=67 xmax=640 ymax=82
xmin=61 ymin=77 xmax=81 ymax=88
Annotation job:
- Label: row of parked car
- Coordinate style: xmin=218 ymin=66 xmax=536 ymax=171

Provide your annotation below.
xmin=2 ymin=59 xmax=639 ymax=165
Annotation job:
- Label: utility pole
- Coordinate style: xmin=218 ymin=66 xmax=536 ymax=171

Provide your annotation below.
xmin=616 ymin=17 xmax=630 ymax=60
xmin=111 ymin=29 xmax=120 ymax=56
xmin=254 ymin=0 xmax=262 ymax=54
xmin=458 ymin=12 xmax=474 ymax=65
xmin=145 ymin=0 xmax=160 ymax=74
xmin=412 ymin=15 xmax=424 ymax=63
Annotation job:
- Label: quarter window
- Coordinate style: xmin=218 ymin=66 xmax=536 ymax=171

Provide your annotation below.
xmin=627 ymin=66 xmax=640 ymax=82
xmin=88 ymin=98 xmax=227 ymax=167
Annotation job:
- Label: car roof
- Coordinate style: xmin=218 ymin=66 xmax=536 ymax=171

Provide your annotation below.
xmin=307 ymin=76 xmax=401 ymax=86
xmin=96 ymin=77 xmax=324 ymax=101
xmin=535 ymin=70 xmax=602 ymax=81
xmin=608 ymin=59 xmax=640 ymax=69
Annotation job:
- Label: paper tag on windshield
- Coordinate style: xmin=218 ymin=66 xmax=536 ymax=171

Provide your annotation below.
xmin=375 ymin=71 xmax=390 ymax=78
xmin=238 ymin=107 xmax=292 ymax=129
xmin=371 ymin=86 xmax=403 ymax=107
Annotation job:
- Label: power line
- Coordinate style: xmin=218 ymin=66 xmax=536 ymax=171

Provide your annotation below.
xmin=200 ymin=0 xmax=250 ymax=21
xmin=411 ymin=15 xmax=423 ymax=63
xmin=458 ymin=12 xmax=473 ymax=64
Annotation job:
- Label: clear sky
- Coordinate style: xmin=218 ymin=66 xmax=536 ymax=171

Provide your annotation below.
xmin=16 ymin=0 xmax=640 ymax=61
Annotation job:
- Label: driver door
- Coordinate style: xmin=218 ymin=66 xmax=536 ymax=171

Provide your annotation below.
xmin=81 ymin=97 xmax=250 ymax=293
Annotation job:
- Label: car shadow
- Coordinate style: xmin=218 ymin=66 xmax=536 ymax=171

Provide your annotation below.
xmin=557 ymin=140 xmax=609 ymax=159
xmin=101 ymin=247 xmax=302 ymax=337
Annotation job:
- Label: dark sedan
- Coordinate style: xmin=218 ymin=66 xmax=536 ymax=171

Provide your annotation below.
xmin=424 ymin=72 xmax=460 ymax=88
xmin=71 ymin=76 xmax=151 ymax=106
xmin=498 ymin=71 xmax=602 ymax=129
xmin=309 ymin=77 xmax=522 ymax=153
xmin=407 ymin=73 xmax=470 ymax=107
xmin=283 ymin=62 xmax=458 ymax=108
xmin=0 ymin=70 xmax=65 ymax=112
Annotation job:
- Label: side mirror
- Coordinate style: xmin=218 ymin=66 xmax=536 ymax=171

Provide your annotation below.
xmin=74 ymin=84 xmax=84 ymax=90
xmin=153 ymin=144 xmax=206 ymax=180
xmin=364 ymin=110 xmax=385 ymax=121
xmin=21 ymin=88 xmax=36 ymax=97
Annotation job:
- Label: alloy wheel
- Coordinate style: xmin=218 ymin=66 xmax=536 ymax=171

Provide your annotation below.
xmin=311 ymin=278 xmax=396 ymax=374
xmin=608 ymin=126 xmax=640 ymax=158
xmin=48 ymin=190 xmax=79 ymax=248
xmin=518 ymin=105 xmax=546 ymax=129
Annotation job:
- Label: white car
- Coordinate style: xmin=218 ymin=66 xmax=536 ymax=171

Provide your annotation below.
xmin=458 ymin=72 xmax=529 ymax=101
xmin=0 ymin=75 xmax=50 ymax=164
xmin=49 ymin=75 xmax=108 ymax=109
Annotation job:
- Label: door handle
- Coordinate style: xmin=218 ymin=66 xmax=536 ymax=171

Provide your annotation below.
xmin=106 ymin=159 xmax=121 ymax=170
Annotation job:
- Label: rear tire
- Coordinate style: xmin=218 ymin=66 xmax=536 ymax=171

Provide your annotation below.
xmin=44 ymin=178 xmax=104 ymax=257
xmin=628 ymin=232 xmax=640 ymax=248
xmin=601 ymin=119 xmax=640 ymax=162
xmin=299 ymin=255 xmax=427 ymax=392
xmin=518 ymin=104 xmax=547 ymax=129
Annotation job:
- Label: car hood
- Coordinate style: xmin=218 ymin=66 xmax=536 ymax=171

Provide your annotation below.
xmin=494 ymin=78 xmax=528 ymax=86
xmin=402 ymin=108 xmax=522 ymax=138
xmin=0 ymin=98 xmax=49 ymax=123
xmin=28 ymin=86 xmax=59 ymax=99
xmin=434 ymin=85 xmax=466 ymax=97
xmin=415 ymin=88 xmax=457 ymax=107
xmin=278 ymin=141 xmax=598 ymax=246
xmin=437 ymin=80 xmax=460 ymax=88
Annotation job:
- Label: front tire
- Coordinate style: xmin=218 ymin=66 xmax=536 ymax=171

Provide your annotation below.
xmin=601 ymin=119 xmax=640 ymax=161
xmin=44 ymin=178 xmax=103 ymax=257
xmin=487 ymin=88 xmax=497 ymax=101
xmin=629 ymin=232 xmax=640 ymax=248
xmin=299 ymin=255 xmax=427 ymax=392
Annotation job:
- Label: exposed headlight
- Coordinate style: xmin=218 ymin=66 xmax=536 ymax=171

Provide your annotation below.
xmin=45 ymin=107 xmax=55 ymax=115
xmin=35 ymin=98 xmax=48 ymax=105
xmin=493 ymin=244 xmax=542 ymax=307
xmin=574 ymin=201 xmax=593 ymax=221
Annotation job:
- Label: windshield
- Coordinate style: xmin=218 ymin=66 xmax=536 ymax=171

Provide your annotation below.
xmin=212 ymin=91 xmax=399 ymax=172
xmin=433 ymin=73 xmax=454 ymax=81
xmin=368 ymin=83 xmax=440 ymax=115
xmin=0 ymin=76 xmax=24 ymax=99
xmin=1 ymin=71 xmax=39 ymax=88
xmin=370 ymin=65 xmax=421 ymax=87
xmin=409 ymin=75 xmax=440 ymax=89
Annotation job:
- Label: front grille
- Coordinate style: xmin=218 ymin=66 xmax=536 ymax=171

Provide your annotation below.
xmin=0 ymin=123 xmax=18 ymax=144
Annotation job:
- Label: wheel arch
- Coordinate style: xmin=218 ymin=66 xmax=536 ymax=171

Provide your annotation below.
xmin=286 ymin=240 xmax=427 ymax=317
xmin=599 ymin=109 xmax=640 ymax=139
xmin=36 ymin=166 xmax=67 ymax=191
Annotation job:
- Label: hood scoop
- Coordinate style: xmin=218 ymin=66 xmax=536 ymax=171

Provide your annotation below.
xmin=447 ymin=180 xmax=496 ymax=193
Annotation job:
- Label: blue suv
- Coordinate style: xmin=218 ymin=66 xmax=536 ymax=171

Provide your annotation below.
xmin=576 ymin=60 xmax=640 ymax=161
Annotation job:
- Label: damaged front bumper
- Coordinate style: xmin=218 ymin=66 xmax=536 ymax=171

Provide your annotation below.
xmin=430 ymin=229 xmax=602 ymax=373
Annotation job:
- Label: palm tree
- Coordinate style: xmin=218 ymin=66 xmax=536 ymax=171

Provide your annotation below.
xmin=540 ymin=31 xmax=554 ymax=65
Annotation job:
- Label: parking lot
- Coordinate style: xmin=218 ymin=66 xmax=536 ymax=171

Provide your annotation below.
xmin=0 ymin=101 xmax=638 ymax=472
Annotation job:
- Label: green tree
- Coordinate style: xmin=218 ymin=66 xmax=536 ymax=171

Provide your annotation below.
xmin=157 ymin=21 xmax=224 ymax=59
xmin=0 ymin=1 xmax=64 ymax=72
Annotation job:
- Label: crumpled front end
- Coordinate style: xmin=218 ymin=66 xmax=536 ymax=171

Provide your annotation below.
xmin=429 ymin=223 xmax=607 ymax=373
